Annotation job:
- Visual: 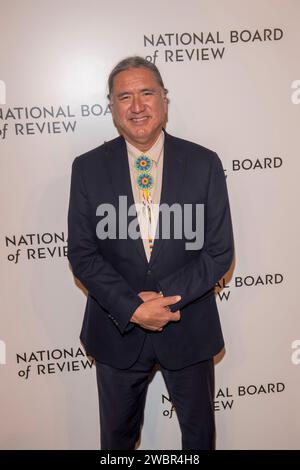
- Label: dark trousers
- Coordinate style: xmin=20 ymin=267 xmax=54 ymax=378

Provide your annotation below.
xmin=96 ymin=334 xmax=215 ymax=450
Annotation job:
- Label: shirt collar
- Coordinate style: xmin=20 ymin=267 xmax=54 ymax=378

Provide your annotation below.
xmin=126 ymin=131 xmax=164 ymax=164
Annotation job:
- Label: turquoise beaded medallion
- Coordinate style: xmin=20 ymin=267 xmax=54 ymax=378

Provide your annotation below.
xmin=135 ymin=155 xmax=153 ymax=190
xmin=135 ymin=156 xmax=152 ymax=172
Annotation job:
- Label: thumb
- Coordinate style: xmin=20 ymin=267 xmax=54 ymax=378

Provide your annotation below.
xmin=160 ymin=295 xmax=181 ymax=307
xmin=171 ymin=310 xmax=181 ymax=321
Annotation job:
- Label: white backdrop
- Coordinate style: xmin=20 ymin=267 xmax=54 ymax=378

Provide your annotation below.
xmin=1 ymin=0 xmax=299 ymax=450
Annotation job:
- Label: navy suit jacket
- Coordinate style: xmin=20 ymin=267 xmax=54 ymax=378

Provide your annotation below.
xmin=67 ymin=131 xmax=234 ymax=370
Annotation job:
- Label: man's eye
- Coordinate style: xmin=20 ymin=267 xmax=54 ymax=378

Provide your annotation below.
xmin=143 ymin=91 xmax=154 ymax=96
xmin=119 ymin=95 xmax=130 ymax=101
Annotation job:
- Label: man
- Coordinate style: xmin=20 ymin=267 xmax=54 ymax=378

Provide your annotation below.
xmin=67 ymin=56 xmax=234 ymax=450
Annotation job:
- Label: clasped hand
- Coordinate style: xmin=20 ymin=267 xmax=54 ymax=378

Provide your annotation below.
xmin=131 ymin=291 xmax=181 ymax=332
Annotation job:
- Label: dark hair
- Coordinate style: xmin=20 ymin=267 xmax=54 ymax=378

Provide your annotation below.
xmin=107 ymin=56 xmax=168 ymax=99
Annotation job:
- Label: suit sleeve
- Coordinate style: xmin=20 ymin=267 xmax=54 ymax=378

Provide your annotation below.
xmin=67 ymin=157 xmax=143 ymax=334
xmin=158 ymin=152 xmax=234 ymax=311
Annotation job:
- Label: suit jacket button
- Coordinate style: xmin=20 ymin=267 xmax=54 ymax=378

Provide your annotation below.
xmin=147 ymin=270 xmax=152 ymax=275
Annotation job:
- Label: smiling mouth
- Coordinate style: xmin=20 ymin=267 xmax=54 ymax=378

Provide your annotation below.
xmin=130 ymin=116 xmax=149 ymax=123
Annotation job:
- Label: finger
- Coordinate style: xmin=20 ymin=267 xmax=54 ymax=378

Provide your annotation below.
xmin=151 ymin=293 xmax=164 ymax=299
xmin=159 ymin=295 xmax=181 ymax=307
xmin=170 ymin=310 xmax=181 ymax=321
xmin=143 ymin=324 xmax=158 ymax=331
xmin=143 ymin=294 xmax=162 ymax=302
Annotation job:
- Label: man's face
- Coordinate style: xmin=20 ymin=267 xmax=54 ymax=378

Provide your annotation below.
xmin=109 ymin=67 xmax=167 ymax=152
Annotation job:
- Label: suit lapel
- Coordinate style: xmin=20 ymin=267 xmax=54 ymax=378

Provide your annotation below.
xmin=106 ymin=136 xmax=148 ymax=264
xmin=149 ymin=132 xmax=187 ymax=267
xmin=105 ymin=132 xmax=187 ymax=268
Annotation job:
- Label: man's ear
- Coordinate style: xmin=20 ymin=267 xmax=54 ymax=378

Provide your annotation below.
xmin=162 ymin=91 xmax=169 ymax=104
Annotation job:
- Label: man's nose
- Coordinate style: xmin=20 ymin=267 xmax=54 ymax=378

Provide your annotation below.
xmin=131 ymin=95 xmax=145 ymax=113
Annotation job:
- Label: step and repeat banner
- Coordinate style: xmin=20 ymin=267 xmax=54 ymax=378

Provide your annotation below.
xmin=1 ymin=0 xmax=299 ymax=450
